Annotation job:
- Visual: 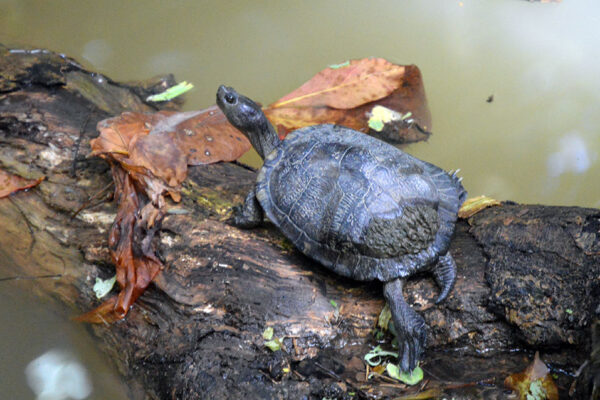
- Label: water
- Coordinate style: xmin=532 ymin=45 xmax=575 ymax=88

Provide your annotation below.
xmin=0 ymin=282 xmax=129 ymax=399
xmin=1 ymin=0 xmax=599 ymax=397
xmin=2 ymin=0 xmax=599 ymax=207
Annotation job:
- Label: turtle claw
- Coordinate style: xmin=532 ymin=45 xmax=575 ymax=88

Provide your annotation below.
xmin=398 ymin=319 xmax=427 ymax=372
xmin=433 ymin=253 xmax=457 ymax=304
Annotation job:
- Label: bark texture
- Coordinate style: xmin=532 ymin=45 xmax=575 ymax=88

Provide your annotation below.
xmin=0 ymin=45 xmax=598 ymax=399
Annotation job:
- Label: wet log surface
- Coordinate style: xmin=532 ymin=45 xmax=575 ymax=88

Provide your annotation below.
xmin=1 ymin=45 xmax=598 ymax=399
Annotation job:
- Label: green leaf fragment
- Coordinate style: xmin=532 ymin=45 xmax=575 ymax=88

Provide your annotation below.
xmin=330 ymin=299 xmax=338 ymax=309
xmin=328 ymin=60 xmax=350 ymax=69
xmin=566 ymin=309 xmax=573 ymax=315
xmin=93 ymin=275 xmax=117 ymax=299
xmin=262 ymin=327 xmax=274 ymax=340
xmin=368 ymin=119 xmax=385 ymax=132
xmin=387 ymin=363 xmax=424 ymax=385
xmin=264 ymin=339 xmax=282 ymax=352
xmin=527 ymin=380 xmax=546 ymax=400
xmin=146 ymin=81 xmax=194 ymax=102
xmin=368 ymin=106 xmax=413 ymax=132
xmin=377 ymin=304 xmax=392 ymax=331
xmin=364 ymin=345 xmax=398 ymax=366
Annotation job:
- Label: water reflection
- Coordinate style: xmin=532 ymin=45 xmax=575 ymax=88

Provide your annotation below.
xmin=547 ymin=133 xmax=594 ymax=178
xmin=26 ymin=349 xmax=92 ymax=400
xmin=81 ymin=39 xmax=112 ymax=70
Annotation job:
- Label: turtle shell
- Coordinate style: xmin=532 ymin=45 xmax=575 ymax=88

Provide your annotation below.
xmin=255 ymin=124 xmax=466 ymax=282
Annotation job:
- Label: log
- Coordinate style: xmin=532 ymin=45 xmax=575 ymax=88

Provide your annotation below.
xmin=1 ymin=45 xmax=598 ymax=399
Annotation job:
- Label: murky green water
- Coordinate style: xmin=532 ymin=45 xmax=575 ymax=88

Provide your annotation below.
xmin=0 ymin=282 xmax=129 ymax=399
xmin=1 ymin=0 xmax=599 ymax=397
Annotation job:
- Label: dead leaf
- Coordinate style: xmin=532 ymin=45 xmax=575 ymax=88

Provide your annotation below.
xmin=504 ymin=352 xmax=559 ymax=400
xmin=82 ymin=106 xmax=250 ymax=322
xmin=458 ymin=195 xmax=502 ymax=218
xmin=0 ymin=169 xmax=44 ymax=198
xmin=76 ymin=167 xmax=163 ymax=323
xmin=270 ymin=58 xmax=406 ymax=109
xmin=264 ymin=60 xmax=431 ymax=144
xmin=156 ymin=106 xmax=250 ymax=165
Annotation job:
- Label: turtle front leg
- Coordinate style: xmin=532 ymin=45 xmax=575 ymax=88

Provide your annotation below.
xmin=383 ymin=278 xmax=427 ymax=373
xmin=432 ymin=252 xmax=457 ymax=304
xmin=230 ymin=189 xmax=264 ymax=228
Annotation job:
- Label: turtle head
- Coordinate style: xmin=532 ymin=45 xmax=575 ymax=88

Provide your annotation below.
xmin=217 ymin=85 xmax=279 ymax=159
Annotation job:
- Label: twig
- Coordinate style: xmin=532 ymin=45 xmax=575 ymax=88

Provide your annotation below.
xmin=70 ymin=107 xmax=93 ymax=178
xmin=70 ymin=181 xmax=114 ymax=219
xmin=8 ymin=196 xmax=36 ymax=252
xmin=0 ymin=273 xmax=63 ymax=282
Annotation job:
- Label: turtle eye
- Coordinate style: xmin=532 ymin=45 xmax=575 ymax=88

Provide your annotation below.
xmin=224 ymin=93 xmax=236 ymax=104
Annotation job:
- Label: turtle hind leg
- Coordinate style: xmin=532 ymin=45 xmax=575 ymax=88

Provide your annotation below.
xmin=230 ymin=189 xmax=263 ymax=228
xmin=383 ymin=278 xmax=427 ymax=373
xmin=432 ymin=252 xmax=457 ymax=304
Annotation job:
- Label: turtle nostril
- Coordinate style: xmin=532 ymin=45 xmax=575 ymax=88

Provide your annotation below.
xmin=225 ymin=93 xmax=236 ymax=104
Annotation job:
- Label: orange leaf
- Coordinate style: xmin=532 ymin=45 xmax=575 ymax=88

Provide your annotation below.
xmin=270 ymin=58 xmax=405 ymax=109
xmin=0 ymin=169 xmax=44 ymax=198
xmin=264 ymin=62 xmax=431 ymax=144
xmin=504 ymin=352 xmax=559 ymax=400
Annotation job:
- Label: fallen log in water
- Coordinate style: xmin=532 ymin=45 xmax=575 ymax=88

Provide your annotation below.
xmin=0 ymin=45 xmax=598 ymax=399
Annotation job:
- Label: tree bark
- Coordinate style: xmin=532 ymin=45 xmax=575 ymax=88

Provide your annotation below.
xmin=0 ymin=45 xmax=598 ymax=399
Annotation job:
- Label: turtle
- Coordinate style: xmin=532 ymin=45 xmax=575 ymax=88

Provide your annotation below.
xmin=216 ymin=85 xmax=467 ymax=373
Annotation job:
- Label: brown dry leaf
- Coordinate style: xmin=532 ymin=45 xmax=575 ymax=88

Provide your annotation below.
xmin=92 ymin=108 xmax=250 ymax=165
xmin=504 ymin=352 xmax=559 ymax=400
xmin=83 ymin=106 xmax=250 ymax=322
xmin=91 ymin=108 xmax=250 ymax=202
xmin=458 ymin=195 xmax=502 ymax=218
xmin=270 ymin=58 xmax=405 ymax=109
xmin=264 ymin=60 xmax=431 ymax=144
xmin=0 ymin=169 xmax=44 ymax=198
xmin=76 ymin=167 xmax=163 ymax=323
xmin=156 ymin=106 xmax=250 ymax=165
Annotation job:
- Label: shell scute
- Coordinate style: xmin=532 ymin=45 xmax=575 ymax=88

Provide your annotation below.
xmin=256 ymin=125 xmax=465 ymax=281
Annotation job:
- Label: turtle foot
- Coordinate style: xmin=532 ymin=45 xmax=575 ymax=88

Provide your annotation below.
xmin=228 ymin=190 xmax=263 ymax=229
xmin=384 ymin=278 xmax=427 ymax=373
